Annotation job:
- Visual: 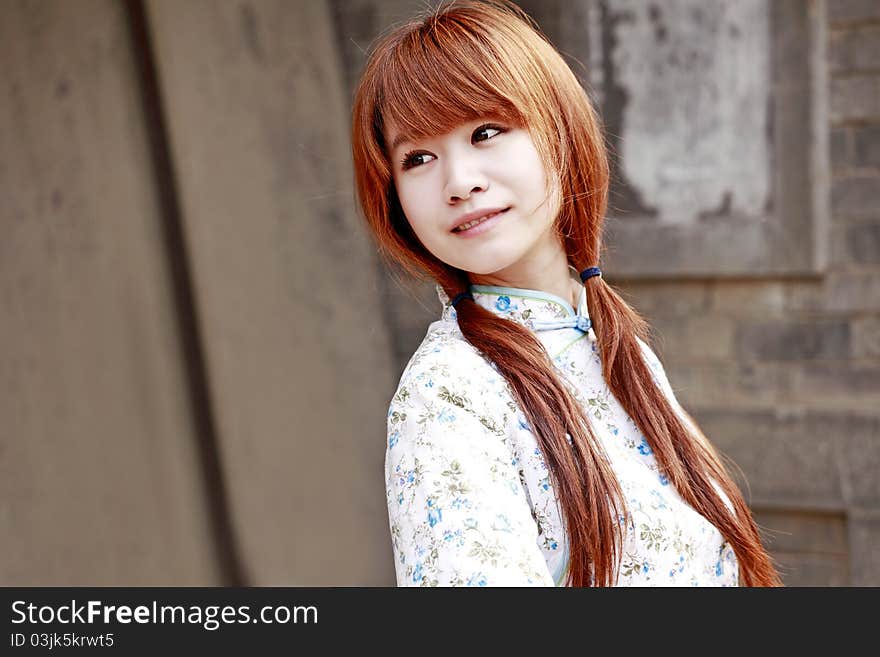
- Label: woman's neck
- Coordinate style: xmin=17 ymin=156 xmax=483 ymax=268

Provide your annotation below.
xmin=467 ymin=236 xmax=580 ymax=309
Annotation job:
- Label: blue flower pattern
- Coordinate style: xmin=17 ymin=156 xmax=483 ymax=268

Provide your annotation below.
xmin=384 ymin=277 xmax=738 ymax=586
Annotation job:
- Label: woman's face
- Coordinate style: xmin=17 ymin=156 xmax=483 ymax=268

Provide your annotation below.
xmin=386 ymin=117 xmax=562 ymax=277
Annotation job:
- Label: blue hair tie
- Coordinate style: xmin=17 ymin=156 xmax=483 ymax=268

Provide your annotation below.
xmin=451 ymin=291 xmax=474 ymax=308
xmin=580 ymin=267 xmax=602 ymax=282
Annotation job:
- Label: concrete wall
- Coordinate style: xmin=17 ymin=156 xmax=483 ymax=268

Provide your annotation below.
xmin=0 ymin=0 xmax=220 ymax=585
xmin=1 ymin=0 xmax=397 ymax=585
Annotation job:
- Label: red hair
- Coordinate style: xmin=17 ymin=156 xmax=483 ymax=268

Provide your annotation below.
xmin=351 ymin=0 xmax=782 ymax=586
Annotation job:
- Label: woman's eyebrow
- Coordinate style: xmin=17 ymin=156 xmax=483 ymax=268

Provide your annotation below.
xmin=390 ymin=133 xmax=413 ymax=151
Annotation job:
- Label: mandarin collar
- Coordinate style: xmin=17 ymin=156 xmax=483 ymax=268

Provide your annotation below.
xmin=436 ymin=267 xmax=594 ymax=343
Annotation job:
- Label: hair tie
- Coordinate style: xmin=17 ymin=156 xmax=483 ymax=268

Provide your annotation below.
xmin=580 ymin=267 xmax=602 ymax=282
xmin=451 ymin=291 xmax=474 ymax=308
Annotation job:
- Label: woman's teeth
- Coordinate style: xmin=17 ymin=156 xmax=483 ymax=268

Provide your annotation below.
xmin=455 ymin=210 xmax=502 ymax=232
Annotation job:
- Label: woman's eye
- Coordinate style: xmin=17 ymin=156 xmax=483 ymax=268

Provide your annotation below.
xmin=473 ymin=124 xmax=505 ymax=143
xmin=401 ymin=151 xmax=435 ymax=171
xmin=399 ymin=124 xmax=505 ymax=171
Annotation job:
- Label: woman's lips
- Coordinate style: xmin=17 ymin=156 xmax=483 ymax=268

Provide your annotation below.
xmin=452 ymin=208 xmax=510 ymax=237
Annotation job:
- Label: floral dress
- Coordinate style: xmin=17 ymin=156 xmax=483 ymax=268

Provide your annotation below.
xmin=384 ymin=269 xmax=739 ymax=587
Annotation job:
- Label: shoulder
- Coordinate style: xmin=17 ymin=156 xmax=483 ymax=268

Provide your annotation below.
xmin=636 ymin=336 xmax=723 ymax=463
xmin=387 ymin=321 xmax=514 ymax=438
xmin=635 ymin=335 xmax=662 ymax=372
xmin=392 ymin=321 xmax=507 ymax=405
xmin=635 ymin=336 xmax=675 ymax=398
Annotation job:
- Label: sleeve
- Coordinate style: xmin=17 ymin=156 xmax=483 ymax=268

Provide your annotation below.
xmin=384 ymin=360 xmax=555 ymax=587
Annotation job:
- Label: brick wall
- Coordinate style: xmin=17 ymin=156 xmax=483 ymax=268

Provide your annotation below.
xmin=618 ymin=1 xmax=880 ymax=585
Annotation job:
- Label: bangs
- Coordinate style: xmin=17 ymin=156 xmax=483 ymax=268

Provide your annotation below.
xmin=375 ymin=15 xmax=534 ymax=149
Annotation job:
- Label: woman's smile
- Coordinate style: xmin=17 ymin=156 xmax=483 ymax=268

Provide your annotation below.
xmin=452 ymin=207 xmax=510 ymax=236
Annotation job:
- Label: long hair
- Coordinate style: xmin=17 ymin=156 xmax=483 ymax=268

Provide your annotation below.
xmin=351 ymin=0 xmax=782 ymax=586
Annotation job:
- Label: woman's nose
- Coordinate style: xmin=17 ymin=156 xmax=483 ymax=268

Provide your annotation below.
xmin=444 ymin=156 xmax=489 ymax=202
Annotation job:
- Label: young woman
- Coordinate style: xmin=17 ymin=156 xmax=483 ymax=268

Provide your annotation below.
xmin=351 ymin=0 xmax=782 ymax=586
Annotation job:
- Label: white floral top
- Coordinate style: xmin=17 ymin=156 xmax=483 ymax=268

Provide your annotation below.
xmin=384 ymin=269 xmax=739 ymax=587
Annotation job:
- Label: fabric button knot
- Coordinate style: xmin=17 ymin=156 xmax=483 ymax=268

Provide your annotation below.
xmin=530 ymin=314 xmax=593 ymax=334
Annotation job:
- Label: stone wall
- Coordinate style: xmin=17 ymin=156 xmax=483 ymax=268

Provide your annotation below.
xmin=615 ymin=0 xmax=880 ymax=585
